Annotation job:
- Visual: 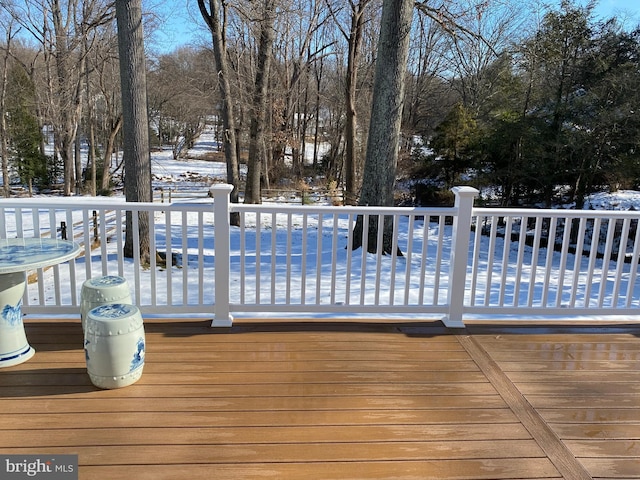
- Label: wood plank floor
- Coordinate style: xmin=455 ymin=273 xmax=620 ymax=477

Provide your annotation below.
xmin=1 ymin=317 xmax=639 ymax=479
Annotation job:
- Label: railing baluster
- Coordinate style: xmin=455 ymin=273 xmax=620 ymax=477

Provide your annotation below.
xmin=599 ymin=218 xmax=618 ymax=307
xmin=271 ymin=212 xmax=277 ymax=304
xmin=43 ymin=208 xmax=52 ymax=238
xmin=181 ymin=210 xmax=189 ymax=305
xmin=484 ymin=216 xmax=498 ymax=306
xmin=555 ymin=217 xmax=572 ymax=308
xmin=514 ymin=217 xmax=528 ymax=307
xmin=360 ymin=213 xmax=369 ymax=306
xmin=330 ymin=213 xmax=339 ymax=305
xmin=389 ymin=213 xmax=400 ymax=306
xmin=374 ymin=214 xmax=384 ymax=305
xmin=131 ymin=211 xmax=142 ymax=307
xmin=417 ymin=214 xmax=428 ymax=306
xmin=65 ymin=208 xmax=78 ymax=306
xmin=499 ymin=216 xmax=513 ymax=307
xmin=255 ymin=212 xmax=261 ymax=304
xmin=584 ymin=217 xmax=601 ymax=307
xmin=286 ymin=212 xmax=292 ymax=305
xmin=625 ymin=221 xmax=640 ymax=308
xmin=527 ymin=217 xmax=543 ymax=307
xmin=239 ymin=211 xmax=246 ymax=305
xmin=344 ymin=213 xmax=354 ymax=305
xmin=0 ymin=208 xmax=5 ymax=237
xmin=99 ymin=209 xmax=109 ymax=276
xmin=542 ymin=217 xmax=557 ymax=307
xmin=611 ymin=218 xmax=631 ymax=307
xmin=15 ymin=208 xmax=24 ymax=237
xmin=197 ymin=210 xmax=205 ymax=306
xmin=300 ymin=213 xmax=308 ymax=305
xmin=469 ymin=215 xmax=482 ymax=307
xmin=569 ymin=217 xmax=587 ymax=308
xmin=165 ymin=210 xmax=173 ymax=305
xmin=82 ymin=209 xmax=93 ymax=279
xmin=404 ymin=213 xmax=415 ymax=306
xmin=430 ymin=215 xmax=441 ymax=306
xmin=316 ymin=213 xmax=323 ymax=304
xmin=116 ymin=208 xmax=125 ymax=277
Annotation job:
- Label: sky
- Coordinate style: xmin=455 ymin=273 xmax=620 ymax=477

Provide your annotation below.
xmin=148 ymin=0 xmax=640 ymax=55
xmin=145 ymin=0 xmax=206 ymax=54
xmin=587 ymin=0 xmax=639 ymax=23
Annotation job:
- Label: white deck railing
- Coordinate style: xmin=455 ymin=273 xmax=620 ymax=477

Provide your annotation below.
xmin=1 ymin=185 xmax=638 ymax=327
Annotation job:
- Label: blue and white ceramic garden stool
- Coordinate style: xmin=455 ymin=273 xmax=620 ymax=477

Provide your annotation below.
xmin=84 ymin=303 xmax=145 ymax=389
xmin=80 ymin=276 xmax=132 ymax=332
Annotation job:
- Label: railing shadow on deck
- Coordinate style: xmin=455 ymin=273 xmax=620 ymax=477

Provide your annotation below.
xmin=145 ymin=318 xmax=454 ymax=339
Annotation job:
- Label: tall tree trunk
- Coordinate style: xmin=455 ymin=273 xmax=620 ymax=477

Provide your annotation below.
xmin=343 ymin=0 xmax=370 ymax=205
xmin=74 ymin=132 xmax=82 ymax=193
xmin=0 ymin=26 xmax=12 ymax=198
xmin=244 ymin=0 xmax=277 ymax=205
xmin=353 ymin=0 xmax=413 ymax=254
xmin=83 ymin=39 xmax=96 ymax=196
xmin=115 ymin=0 xmax=152 ymax=263
xmin=198 ymin=0 xmax=241 ymax=225
xmin=101 ymin=115 xmax=122 ymax=192
xmin=312 ymin=57 xmax=322 ymax=169
xmin=51 ymin=0 xmax=78 ymax=196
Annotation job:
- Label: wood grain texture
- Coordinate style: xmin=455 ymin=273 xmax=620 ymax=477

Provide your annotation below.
xmin=469 ymin=322 xmax=640 ymax=480
xmin=1 ymin=318 xmax=638 ymax=479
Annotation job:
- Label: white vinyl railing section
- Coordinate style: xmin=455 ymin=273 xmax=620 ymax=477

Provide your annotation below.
xmin=0 ymin=185 xmax=638 ymax=327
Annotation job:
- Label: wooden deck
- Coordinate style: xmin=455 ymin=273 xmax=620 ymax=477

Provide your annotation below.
xmin=1 ymin=317 xmax=639 ymax=479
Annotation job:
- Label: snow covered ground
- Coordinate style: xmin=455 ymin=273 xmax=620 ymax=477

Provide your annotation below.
xmin=584 ymin=190 xmax=640 ymax=211
xmin=151 ymin=127 xmax=228 ymax=190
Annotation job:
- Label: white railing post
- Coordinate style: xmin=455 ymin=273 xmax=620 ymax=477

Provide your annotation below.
xmin=444 ymin=186 xmax=479 ymax=328
xmin=209 ymin=184 xmax=234 ymax=327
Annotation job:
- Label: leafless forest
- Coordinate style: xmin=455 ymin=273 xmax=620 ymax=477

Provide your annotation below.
xmin=1 ymin=0 xmax=639 ymax=210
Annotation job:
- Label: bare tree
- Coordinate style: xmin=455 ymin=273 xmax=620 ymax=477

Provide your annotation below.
xmin=353 ymin=0 xmax=413 ymax=253
xmin=89 ymin=39 xmax=123 ymax=194
xmin=78 ymin=0 xmax=116 ymax=195
xmin=115 ymin=0 xmax=152 ymax=263
xmin=328 ymin=0 xmax=376 ymax=205
xmin=444 ymin=0 xmax=528 ymax=116
xmin=2 ymin=0 xmax=114 ymax=195
xmin=267 ymin=0 xmax=332 ymax=182
xmin=198 ymin=0 xmax=241 ymax=221
xmin=48 ymin=0 xmax=79 ymax=195
xmin=148 ymin=48 xmax=212 ymax=160
xmin=403 ymin=11 xmax=450 ymax=138
xmin=244 ymin=0 xmax=277 ymax=204
xmin=0 ymin=18 xmax=17 ymax=197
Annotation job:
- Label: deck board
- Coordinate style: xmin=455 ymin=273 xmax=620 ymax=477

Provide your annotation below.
xmin=468 ymin=321 xmax=640 ymax=480
xmin=78 ymin=460 xmax=563 ymax=480
xmin=1 ymin=318 xmax=639 ymax=479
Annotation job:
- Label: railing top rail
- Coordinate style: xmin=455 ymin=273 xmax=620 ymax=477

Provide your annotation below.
xmin=473 ymin=206 xmax=640 ymax=219
xmin=0 ymin=197 xmax=147 ymax=208
xmin=0 ymin=197 xmax=132 ymax=207
xmin=231 ymin=203 xmax=457 ymax=216
xmin=0 ymin=197 xmax=214 ymax=212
